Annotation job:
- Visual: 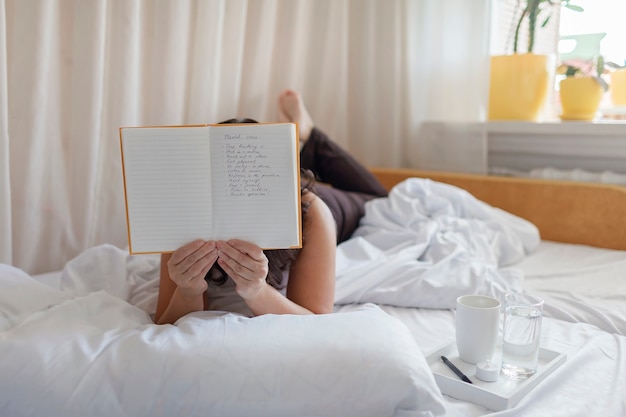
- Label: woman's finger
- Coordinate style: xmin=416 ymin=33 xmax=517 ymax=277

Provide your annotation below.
xmin=217 ymin=241 xmax=268 ymax=281
xmin=168 ymin=241 xmax=217 ymax=283
xmin=170 ymin=240 xmax=205 ymax=265
xmin=183 ymin=246 xmax=218 ymax=279
xmin=217 ymin=248 xmax=255 ymax=280
xmin=225 ymin=239 xmax=266 ymax=261
xmin=217 ymin=257 xmax=240 ymax=281
xmin=216 ymin=241 xmax=255 ymax=272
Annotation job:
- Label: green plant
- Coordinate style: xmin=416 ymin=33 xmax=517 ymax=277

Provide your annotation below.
xmin=512 ymin=0 xmax=583 ymax=53
xmin=557 ymin=56 xmax=609 ymax=91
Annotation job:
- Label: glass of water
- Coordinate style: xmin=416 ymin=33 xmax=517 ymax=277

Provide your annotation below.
xmin=501 ymin=293 xmax=544 ymax=380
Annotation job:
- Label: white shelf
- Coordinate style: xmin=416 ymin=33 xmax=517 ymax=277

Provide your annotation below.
xmin=486 ymin=120 xmax=626 ymax=135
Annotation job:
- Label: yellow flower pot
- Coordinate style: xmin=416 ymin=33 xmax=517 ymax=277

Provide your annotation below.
xmin=488 ymin=54 xmax=554 ymax=121
xmin=610 ymin=69 xmax=626 ymax=106
xmin=559 ymin=77 xmax=604 ymax=121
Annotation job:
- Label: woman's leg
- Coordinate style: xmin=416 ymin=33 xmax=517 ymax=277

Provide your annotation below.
xmin=278 ymin=89 xmax=388 ymax=197
xmin=278 ymin=90 xmax=388 ymax=243
xmin=300 ymin=128 xmax=388 ymax=197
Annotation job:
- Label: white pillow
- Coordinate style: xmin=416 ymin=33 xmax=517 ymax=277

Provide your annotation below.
xmin=0 ymin=294 xmax=445 ymax=417
xmin=0 ymin=264 xmax=70 ymax=331
xmin=169 ymin=304 xmax=447 ymax=417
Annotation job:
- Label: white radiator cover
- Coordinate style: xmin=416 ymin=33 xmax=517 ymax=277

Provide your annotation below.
xmin=412 ymin=121 xmax=626 ymax=181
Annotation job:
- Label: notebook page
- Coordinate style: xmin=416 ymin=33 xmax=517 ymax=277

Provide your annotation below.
xmin=209 ymin=123 xmax=301 ymax=248
xmin=121 ymin=127 xmax=212 ymax=253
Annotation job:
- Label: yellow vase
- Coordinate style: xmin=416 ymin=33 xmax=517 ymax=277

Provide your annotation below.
xmin=610 ymin=69 xmax=626 ymax=106
xmin=488 ymin=54 xmax=554 ymax=121
xmin=559 ymin=77 xmax=603 ymax=121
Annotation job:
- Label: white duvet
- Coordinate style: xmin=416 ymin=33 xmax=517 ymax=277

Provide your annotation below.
xmin=335 ymin=178 xmax=540 ymax=308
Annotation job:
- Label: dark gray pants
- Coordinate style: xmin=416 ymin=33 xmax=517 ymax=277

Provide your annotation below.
xmin=300 ymin=128 xmax=388 ymax=243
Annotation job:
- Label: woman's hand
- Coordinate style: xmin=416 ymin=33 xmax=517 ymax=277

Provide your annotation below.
xmin=216 ymin=239 xmax=269 ymax=300
xmin=167 ymin=240 xmax=218 ymax=297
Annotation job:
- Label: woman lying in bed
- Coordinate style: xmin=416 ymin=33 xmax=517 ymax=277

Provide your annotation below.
xmin=155 ymin=90 xmax=389 ymax=324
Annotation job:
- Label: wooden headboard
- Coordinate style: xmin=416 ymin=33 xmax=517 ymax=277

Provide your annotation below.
xmin=371 ymin=167 xmax=626 ymax=251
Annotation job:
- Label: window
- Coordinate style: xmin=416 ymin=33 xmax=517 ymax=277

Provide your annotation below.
xmin=489 ymin=0 xmax=561 ymax=56
xmin=489 ymin=0 xmax=626 ymax=119
xmin=490 ymin=0 xmax=626 ymax=62
xmin=558 ymin=0 xmax=626 ymax=115
xmin=559 ymin=0 xmax=626 ymax=65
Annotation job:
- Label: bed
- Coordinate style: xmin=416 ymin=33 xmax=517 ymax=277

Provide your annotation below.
xmin=2 ymin=167 xmax=626 ymax=417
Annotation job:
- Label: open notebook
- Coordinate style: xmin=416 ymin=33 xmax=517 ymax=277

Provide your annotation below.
xmin=119 ymin=123 xmax=301 ymax=254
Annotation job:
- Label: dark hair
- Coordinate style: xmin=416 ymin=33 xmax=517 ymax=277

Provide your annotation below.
xmin=205 ymin=117 xmax=316 ymax=290
xmin=218 ymin=118 xmax=260 ymax=124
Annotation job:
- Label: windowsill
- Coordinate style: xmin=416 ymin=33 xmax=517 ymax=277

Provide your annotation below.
xmin=486 ymin=119 xmax=626 ymax=135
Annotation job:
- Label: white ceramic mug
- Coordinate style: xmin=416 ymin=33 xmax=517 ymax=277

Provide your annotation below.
xmin=455 ymin=295 xmax=501 ymax=364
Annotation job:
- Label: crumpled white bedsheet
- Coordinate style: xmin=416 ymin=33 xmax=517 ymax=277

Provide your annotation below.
xmin=518 ymin=241 xmax=626 ymax=336
xmin=334 ymin=178 xmax=540 ymax=309
xmin=58 ymin=243 xmax=161 ymax=314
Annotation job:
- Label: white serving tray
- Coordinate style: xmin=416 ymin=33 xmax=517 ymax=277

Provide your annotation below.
xmin=426 ymin=342 xmax=567 ymax=411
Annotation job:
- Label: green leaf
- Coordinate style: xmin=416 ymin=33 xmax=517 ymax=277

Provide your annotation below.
xmin=597 ymin=55 xmax=605 ymax=76
xmin=564 ymin=4 xmax=584 ymax=12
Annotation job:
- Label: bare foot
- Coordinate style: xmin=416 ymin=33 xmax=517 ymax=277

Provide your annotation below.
xmin=278 ymin=89 xmax=314 ymax=143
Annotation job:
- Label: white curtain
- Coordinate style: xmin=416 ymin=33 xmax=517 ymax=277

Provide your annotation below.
xmin=0 ymin=0 xmax=491 ymax=274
